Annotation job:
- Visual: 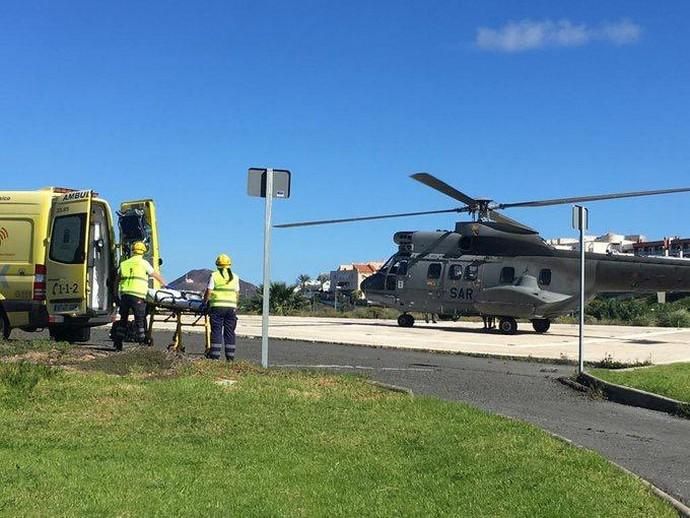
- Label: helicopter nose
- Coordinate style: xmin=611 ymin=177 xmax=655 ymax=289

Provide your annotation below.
xmin=361 ymin=272 xmax=385 ymax=292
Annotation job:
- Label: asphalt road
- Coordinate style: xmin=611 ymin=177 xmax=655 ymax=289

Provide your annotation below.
xmin=89 ymin=328 xmax=690 ymax=505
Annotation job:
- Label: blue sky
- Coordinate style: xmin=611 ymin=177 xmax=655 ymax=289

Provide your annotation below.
xmin=1 ymin=1 xmax=689 ymax=284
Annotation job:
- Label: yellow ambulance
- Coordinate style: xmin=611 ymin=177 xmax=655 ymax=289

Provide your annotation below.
xmin=0 ymin=188 xmax=160 ymax=341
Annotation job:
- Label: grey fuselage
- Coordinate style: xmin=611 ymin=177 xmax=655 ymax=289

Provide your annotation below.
xmin=360 ymin=222 xmax=690 ymax=320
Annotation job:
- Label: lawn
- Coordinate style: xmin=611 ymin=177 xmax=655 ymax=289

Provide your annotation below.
xmin=590 ymin=362 xmax=690 ymax=403
xmin=0 ymin=342 xmax=676 ymax=517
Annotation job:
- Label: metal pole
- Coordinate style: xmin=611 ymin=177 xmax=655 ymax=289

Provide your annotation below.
xmin=578 ymin=207 xmax=585 ymax=375
xmin=261 ymin=168 xmax=274 ymax=368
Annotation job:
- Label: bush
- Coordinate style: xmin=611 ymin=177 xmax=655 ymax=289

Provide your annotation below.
xmin=656 ymin=308 xmax=690 ymax=328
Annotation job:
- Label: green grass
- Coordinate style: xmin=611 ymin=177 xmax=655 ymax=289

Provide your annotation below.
xmin=591 ymin=362 xmax=690 ymax=404
xmin=0 ymin=346 xmax=677 ymax=517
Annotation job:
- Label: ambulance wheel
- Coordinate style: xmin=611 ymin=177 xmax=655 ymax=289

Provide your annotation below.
xmin=397 ymin=314 xmax=415 ymax=328
xmin=498 ymin=317 xmax=518 ymax=335
xmin=0 ymin=309 xmax=10 ymax=340
xmin=531 ymin=319 xmax=551 ymax=334
xmin=50 ymin=326 xmax=91 ymax=343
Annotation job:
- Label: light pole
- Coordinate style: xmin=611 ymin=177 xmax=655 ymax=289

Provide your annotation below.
xmin=573 ymin=205 xmax=588 ymax=375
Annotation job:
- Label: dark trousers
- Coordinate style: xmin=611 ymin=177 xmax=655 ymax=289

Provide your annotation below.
xmin=209 ymin=307 xmax=237 ymax=360
xmin=114 ymin=294 xmax=147 ymax=347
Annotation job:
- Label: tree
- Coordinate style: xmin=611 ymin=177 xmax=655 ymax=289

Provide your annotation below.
xmin=316 ymin=273 xmax=330 ymax=287
xmin=245 ymin=282 xmax=309 ymax=315
xmin=296 ymin=274 xmax=311 ymax=290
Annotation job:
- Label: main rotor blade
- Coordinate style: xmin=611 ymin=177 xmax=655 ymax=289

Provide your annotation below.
xmin=411 ymin=172 xmax=478 ymax=206
xmin=495 ymin=187 xmax=690 ymax=210
xmin=274 ymin=208 xmax=461 ymax=228
xmin=488 ymin=209 xmax=537 ymax=233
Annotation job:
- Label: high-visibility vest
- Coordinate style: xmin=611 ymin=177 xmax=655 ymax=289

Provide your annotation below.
xmin=209 ymin=269 xmax=239 ymax=308
xmin=119 ymin=255 xmax=150 ymax=298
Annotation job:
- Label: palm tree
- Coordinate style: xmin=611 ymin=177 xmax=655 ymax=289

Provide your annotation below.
xmin=246 ymin=282 xmax=308 ymax=315
xmin=296 ymin=274 xmax=311 ymax=291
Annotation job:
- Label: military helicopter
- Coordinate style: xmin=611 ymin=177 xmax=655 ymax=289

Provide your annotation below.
xmin=276 ymin=173 xmax=690 ymax=334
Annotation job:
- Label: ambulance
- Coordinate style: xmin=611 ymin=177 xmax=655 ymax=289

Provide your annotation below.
xmin=0 ymin=188 xmax=161 ymax=341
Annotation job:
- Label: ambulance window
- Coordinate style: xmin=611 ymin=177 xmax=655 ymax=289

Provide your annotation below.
xmin=448 ymin=264 xmax=463 ymax=280
xmin=539 ymin=269 xmax=552 ymax=286
xmin=500 ymin=267 xmax=515 ymax=284
xmin=464 ymin=264 xmax=478 ymax=281
xmin=50 ymin=214 xmax=86 ymax=264
xmin=427 ymin=263 xmax=442 ymax=280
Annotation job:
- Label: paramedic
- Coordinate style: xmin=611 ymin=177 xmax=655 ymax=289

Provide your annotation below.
xmin=113 ymin=241 xmax=167 ymax=351
xmin=204 ymin=254 xmax=240 ymax=361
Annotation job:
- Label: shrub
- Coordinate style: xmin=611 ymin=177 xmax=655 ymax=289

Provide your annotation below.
xmin=656 ymin=308 xmax=690 ymax=328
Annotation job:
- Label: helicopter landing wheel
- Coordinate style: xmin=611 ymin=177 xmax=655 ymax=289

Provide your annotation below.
xmin=397 ymin=313 xmax=415 ymax=328
xmin=498 ymin=317 xmax=518 ymax=335
xmin=531 ymin=319 xmax=550 ymax=334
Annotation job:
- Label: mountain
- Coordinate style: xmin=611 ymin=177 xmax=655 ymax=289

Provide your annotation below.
xmin=168 ymin=269 xmax=259 ymax=299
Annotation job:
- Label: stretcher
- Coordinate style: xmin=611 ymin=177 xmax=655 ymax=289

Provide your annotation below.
xmin=145 ymin=288 xmax=211 ymax=355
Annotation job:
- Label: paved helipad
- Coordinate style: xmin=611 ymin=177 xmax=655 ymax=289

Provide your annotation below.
xmin=161 ymin=315 xmax=690 ymax=364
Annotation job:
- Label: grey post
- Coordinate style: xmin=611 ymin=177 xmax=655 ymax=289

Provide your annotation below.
xmin=261 ymin=168 xmax=274 ymax=368
xmin=573 ymin=205 xmax=588 ymax=374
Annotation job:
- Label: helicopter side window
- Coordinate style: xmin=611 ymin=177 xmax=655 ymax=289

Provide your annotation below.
xmin=539 ymin=269 xmax=552 ymax=286
xmin=448 ymin=264 xmax=463 ymax=280
xmin=464 ymin=264 xmax=478 ymax=281
xmin=500 ymin=267 xmax=515 ymax=284
xmin=427 ymin=263 xmax=442 ymax=280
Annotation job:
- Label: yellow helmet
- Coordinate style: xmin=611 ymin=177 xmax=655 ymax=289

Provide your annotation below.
xmin=132 ymin=241 xmax=147 ymax=255
xmin=216 ymin=254 xmax=232 ymax=267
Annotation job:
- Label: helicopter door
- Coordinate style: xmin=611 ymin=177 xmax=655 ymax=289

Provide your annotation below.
xmin=444 ymin=262 xmax=475 ymax=311
xmin=405 ymin=261 xmax=444 ymax=312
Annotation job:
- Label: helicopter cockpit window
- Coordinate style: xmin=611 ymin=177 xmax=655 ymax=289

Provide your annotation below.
xmin=500 ymin=267 xmax=515 ymax=284
xmin=448 ymin=264 xmax=463 ymax=280
xmin=539 ymin=269 xmax=552 ymax=286
xmin=464 ymin=264 xmax=479 ymax=281
xmin=386 ymin=276 xmax=397 ymax=290
xmin=389 ymin=259 xmax=408 ymax=276
xmin=427 ymin=263 xmax=442 ymax=280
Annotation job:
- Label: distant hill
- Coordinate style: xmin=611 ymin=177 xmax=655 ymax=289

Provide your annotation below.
xmin=169 ymin=269 xmax=259 ymax=299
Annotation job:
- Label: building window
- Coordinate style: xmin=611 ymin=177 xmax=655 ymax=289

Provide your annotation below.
xmin=464 ymin=264 xmax=478 ymax=281
xmin=499 ymin=267 xmax=515 ymax=284
xmin=539 ymin=268 xmax=552 ymax=286
xmin=448 ymin=264 xmax=463 ymax=280
xmin=427 ymin=263 xmax=442 ymax=280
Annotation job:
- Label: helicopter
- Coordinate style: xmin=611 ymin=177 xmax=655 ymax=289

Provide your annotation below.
xmin=276 ymin=173 xmax=690 ymax=334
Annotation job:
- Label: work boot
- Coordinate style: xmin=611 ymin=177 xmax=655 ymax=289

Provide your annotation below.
xmin=114 ymin=340 xmax=123 ymax=352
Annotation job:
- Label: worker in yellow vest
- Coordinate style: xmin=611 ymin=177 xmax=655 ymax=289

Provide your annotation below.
xmin=113 ymin=241 xmax=167 ymax=351
xmin=203 ymin=253 xmax=240 ymax=360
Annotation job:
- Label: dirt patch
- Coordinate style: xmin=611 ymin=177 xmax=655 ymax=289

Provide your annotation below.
xmin=77 ymin=348 xmax=184 ymax=377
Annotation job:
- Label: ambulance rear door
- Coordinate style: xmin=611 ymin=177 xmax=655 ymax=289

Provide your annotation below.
xmin=119 ymin=199 xmax=162 ymax=289
xmin=46 ymin=190 xmax=93 ymax=315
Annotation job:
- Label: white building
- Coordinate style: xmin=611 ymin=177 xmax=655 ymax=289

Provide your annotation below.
xmin=330 ymin=262 xmax=384 ymax=298
xmin=546 ymin=232 xmax=645 ymax=255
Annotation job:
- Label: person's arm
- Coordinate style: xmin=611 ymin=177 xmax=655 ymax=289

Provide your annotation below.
xmin=144 ymin=260 xmax=167 ymax=287
xmin=204 ymin=275 xmax=215 ymax=303
xmin=151 ymin=271 xmax=167 ymax=287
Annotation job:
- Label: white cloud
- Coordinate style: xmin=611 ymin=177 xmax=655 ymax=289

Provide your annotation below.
xmin=475 ymin=19 xmax=641 ymax=53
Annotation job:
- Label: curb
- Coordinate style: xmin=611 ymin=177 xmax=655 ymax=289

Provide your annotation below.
xmin=366 ymin=380 xmax=414 ymax=396
xmin=577 ymin=372 xmax=690 ymax=419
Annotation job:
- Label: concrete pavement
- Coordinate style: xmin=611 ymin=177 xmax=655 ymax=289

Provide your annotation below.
xmin=159 ymin=315 xmax=690 ymax=364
